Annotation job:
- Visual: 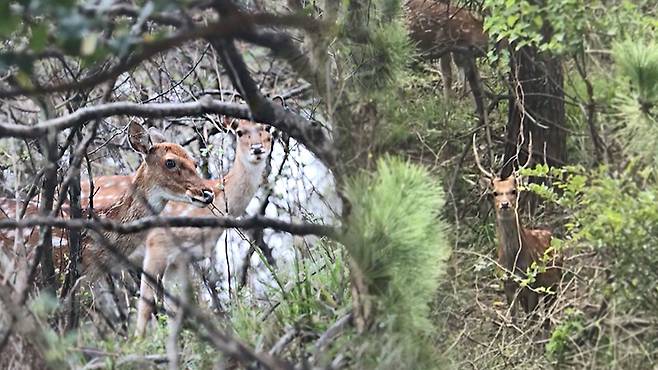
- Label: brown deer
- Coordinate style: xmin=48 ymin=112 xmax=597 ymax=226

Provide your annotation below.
xmin=77 ymin=119 xmax=273 ymax=336
xmin=473 ymin=135 xmax=561 ymax=320
xmin=0 ymin=122 xmax=214 ymax=281
xmin=404 ymin=0 xmax=488 ymax=100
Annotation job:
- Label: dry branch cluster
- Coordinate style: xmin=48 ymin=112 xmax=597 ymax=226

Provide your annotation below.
xmin=0 ymin=1 xmax=343 ymax=369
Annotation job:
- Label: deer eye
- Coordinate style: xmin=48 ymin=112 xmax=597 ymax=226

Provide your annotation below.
xmin=236 ymin=130 xmax=244 ymax=137
xmin=492 ymin=191 xmax=499 ymax=196
xmin=165 ymin=159 xmax=176 ymax=169
xmin=510 ymin=189 xmax=517 ymax=195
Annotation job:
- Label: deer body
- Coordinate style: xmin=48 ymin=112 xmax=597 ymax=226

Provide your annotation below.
xmin=0 ymin=123 xmax=214 ymax=281
xmin=473 ymin=135 xmax=561 ymax=319
xmin=404 ymin=0 xmax=488 ymax=99
xmin=79 ymin=120 xmax=272 ymax=336
xmin=492 ymin=177 xmax=560 ymax=316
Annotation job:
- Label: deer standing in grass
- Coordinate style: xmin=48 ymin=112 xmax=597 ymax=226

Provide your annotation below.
xmin=0 ymin=122 xmax=214 ymax=281
xmin=80 ymin=119 xmax=273 ymax=336
xmin=473 ymin=135 xmax=561 ymax=320
xmin=404 ymin=0 xmax=488 ymax=100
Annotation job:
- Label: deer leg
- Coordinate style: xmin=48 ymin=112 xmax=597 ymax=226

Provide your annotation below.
xmin=135 ymin=231 xmax=170 ymax=337
xmin=461 ymin=55 xmax=487 ymax=132
xmin=452 ymin=53 xmax=468 ymax=96
xmin=523 ymin=289 xmax=544 ymax=328
xmin=439 ymin=53 xmax=454 ymax=100
xmin=504 ymin=279 xmax=518 ymax=322
xmin=526 ymin=290 xmax=539 ymax=313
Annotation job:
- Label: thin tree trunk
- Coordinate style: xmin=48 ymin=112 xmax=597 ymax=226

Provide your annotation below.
xmin=37 ymin=129 xmax=58 ymax=291
xmin=502 ymin=45 xmax=567 ymax=179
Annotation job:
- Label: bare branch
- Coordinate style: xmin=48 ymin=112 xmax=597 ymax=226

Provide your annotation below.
xmin=0 ymin=12 xmax=324 ymax=99
xmin=0 ymin=215 xmax=338 ymax=239
xmin=0 ymin=98 xmax=248 ymax=138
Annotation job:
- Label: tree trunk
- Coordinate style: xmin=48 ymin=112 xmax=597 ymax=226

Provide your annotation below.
xmin=502 ymin=46 xmax=567 ymax=178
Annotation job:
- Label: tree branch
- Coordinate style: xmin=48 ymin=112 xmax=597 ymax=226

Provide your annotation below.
xmin=210 ymin=37 xmax=336 ymax=169
xmin=0 ymin=215 xmax=338 ymax=239
xmin=0 ymin=12 xmax=324 ymax=99
xmin=0 ymin=98 xmax=248 ymax=138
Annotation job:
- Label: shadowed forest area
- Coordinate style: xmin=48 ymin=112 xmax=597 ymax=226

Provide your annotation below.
xmin=0 ymin=0 xmax=657 ymax=369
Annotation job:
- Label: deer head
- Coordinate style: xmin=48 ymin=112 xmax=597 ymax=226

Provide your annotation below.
xmin=473 ymin=133 xmax=532 ymax=218
xmin=127 ymin=121 xmax=214 ymax=210
xmin=226 ymin=119 xmax=273 ymax=166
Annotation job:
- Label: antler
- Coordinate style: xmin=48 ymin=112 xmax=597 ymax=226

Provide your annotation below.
xmin=518 ymin=131 xmax=533 ymax=171
xmin=472 ymin=133 xmax=495 ymax=179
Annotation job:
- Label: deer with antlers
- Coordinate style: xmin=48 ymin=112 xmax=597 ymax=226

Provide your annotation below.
xmin=404 ymin=0 xmax=488 ymax=100
xmin=473 ymin=135 xmax=561 ymax=320
xmin=0 ymin=122 xmax=215 ymax=282
xmin=78 ymin=119 xmax=273 ymax=336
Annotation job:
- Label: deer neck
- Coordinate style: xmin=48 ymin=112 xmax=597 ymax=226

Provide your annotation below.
xmin=115 ymin=165 xmax=168 ymax=218
xmin=496 ymin=212 xmax=525 ymax=273
xmin=96 ymin=166 xmax=167 ymax=249
xmin=214 ymin=151 xmax=266 ymax=216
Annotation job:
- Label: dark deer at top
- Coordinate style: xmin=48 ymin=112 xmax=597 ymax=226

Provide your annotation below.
xmin=404 ymin=0 xmax=488 ymax=100
xmin=473 ymin=134 xmax=562 ymax=320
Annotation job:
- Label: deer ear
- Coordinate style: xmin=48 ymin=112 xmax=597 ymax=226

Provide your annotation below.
xmin=148 ymin=127 xmax=167 ymax=144
xmin=128 ymin=122 xmax=153 ymax=155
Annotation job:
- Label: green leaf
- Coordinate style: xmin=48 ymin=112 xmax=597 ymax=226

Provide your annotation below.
xmin=30 ymin=24 xmax=49 ymax=52
xmin=0 ymin=9 xmax=20 ymax=37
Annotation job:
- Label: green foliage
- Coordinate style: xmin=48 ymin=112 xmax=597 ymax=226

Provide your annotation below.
xmin=546 ymin=309 xmax=586 ymax=362
xmin=483 ymin=0 xmax=656 ymax=54
xmin=614 ymin=39 xmax=658 ymax=103
xmin=520 ymin=164 xmax=658 ymax=366
xmin=342 ymin=156 xmax=450 ymax=368
xmin=613 ymin=39 xmax=658 ymax=164
xmin=344 ymin=20 xmax=412 ymax=92
xmin=0 ymin=0 xmax=187 ymax=74
xmin=367 ymin=71 xmax=452 ymax=150
xmin=335 ymin=0 xmax=413 ymax=92
xmin=566 ymin=167 xmax=658 ymax=311
xmin=528 ymin=163 xmax=658 ymax=310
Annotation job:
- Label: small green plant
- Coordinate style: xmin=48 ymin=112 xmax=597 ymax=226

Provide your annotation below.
xmin=613 ymin=39 xmax=658 ymax=165
xmin=546 ymin=309 xmax=585 ymax=363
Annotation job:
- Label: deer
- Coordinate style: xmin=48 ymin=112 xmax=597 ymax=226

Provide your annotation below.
xmin=0 ymin=122 xmax=215 ymax=282
xmin=404 ymin=0 xmax=489 ymax=100
xmin=76 ymin=119 xmax=273 ymax=336
xmin=472 ymin=134 xmax=561 ymax=323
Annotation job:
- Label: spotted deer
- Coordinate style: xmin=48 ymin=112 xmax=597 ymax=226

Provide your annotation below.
xmin=0 ymin=122 xmax=214 ymax=281
xmin=79 ymin=119 xmax=273 ymax=336
xmin=404 ymin=0 xmax=488 ymax=99
xmin=472 ymin=134 xmax=561 ymax=320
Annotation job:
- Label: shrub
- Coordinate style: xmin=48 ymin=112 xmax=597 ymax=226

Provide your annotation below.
xmin=342 ymin=156 xmax=451 ymax=369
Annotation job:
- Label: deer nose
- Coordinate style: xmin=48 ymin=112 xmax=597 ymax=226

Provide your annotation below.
xmin=201 ymin=189 xmax=214 ymax=204
xmin=251 ymin=144 xmax=264 ymax=155
xmin=500 ymin=201 xmax=510 ymax=209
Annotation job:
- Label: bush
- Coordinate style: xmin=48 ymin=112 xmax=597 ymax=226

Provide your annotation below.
xmin=342 ymin=156 xmax=451 ymax=369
